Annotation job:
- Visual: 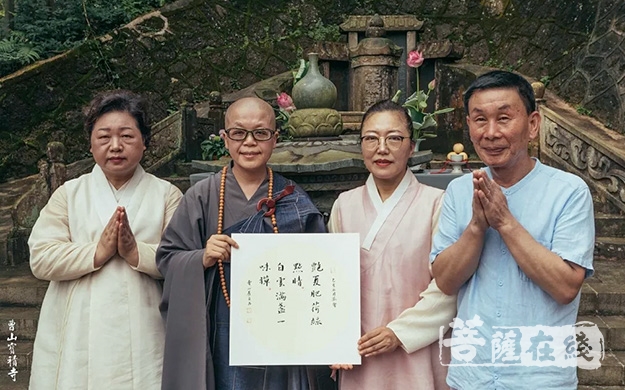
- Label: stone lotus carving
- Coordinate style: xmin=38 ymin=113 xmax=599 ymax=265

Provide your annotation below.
xmin=286 ymin=108 xmax=343 ymax=138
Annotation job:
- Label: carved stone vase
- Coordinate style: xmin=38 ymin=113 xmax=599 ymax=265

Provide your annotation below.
xmin=291 ymin=53 xmax=337 ymax=109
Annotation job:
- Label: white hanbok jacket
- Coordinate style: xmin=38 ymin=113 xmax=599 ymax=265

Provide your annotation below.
xmin=28 ymin=165 xmax=181 ymax=390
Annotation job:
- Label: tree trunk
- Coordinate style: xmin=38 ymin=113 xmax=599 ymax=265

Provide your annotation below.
xmin=2 ymin=0 xmax=14 ymax=32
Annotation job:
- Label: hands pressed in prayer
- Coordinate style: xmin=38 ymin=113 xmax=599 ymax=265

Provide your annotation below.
xmin=94 ymin=209 xmax=120 ymax=267
xmin=472 ymin=170 xmax=512 ymax=231
xmin=203 ymin=234 xmax=239 ymax=269
xmin=357 ymin=326 xmax=401 ymax=358
xmin=471 ymin=171 xmax=490 ymax=233
xmin=118 ymin=208 xmax=139 ymax=267
xmin=93 ymin=206 xmax=139 ymax=268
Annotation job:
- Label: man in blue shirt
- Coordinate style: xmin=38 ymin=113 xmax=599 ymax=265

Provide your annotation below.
xmin=431 ymin=70 xmax=595 ymax=389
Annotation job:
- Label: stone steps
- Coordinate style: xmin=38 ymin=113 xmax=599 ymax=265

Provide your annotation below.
xmin=577 ymin=315 xmax=625 ymax=351
xmin=11 ymin=342 xmax=33 ymax=372
xmin=0 ymin=265 xmax=48 ymax=307
xmin=0 ymin=307 xmax=40 ymax=341
xmin=0 ymin=176 xmax=37 ymax=267
xmin=578 ymin=351 xmax=625 ymax=386
xmin=0 ymin=341 xmax=33 ymax=372
xmin=0 ymin=265 xmax=43 ymax=385
xmin=583 ymin=260 xmax=625 ymax=316
xmin=597 ymin=315 xmax=625 ymax=351
xmin=596 ymin=213 xmax=625 ymax=238
xmin=595 ymin=237 xmax=625 ymax=261
xmin=0 ymin=370 xmax=29 ymax=390
xmin=575 ymin=314 xmax=625 ymax=387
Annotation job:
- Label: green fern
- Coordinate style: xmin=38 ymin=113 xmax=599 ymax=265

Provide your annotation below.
xmin=0 ymin=33 xmax=40 ymax=66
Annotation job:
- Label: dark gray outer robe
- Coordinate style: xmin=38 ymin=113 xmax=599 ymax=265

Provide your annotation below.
xmin=156 ymin=168 xmax=335 ymax=390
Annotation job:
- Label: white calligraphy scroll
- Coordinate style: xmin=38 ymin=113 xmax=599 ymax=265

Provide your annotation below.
xmin=230 ymin=233 xmax=361 ymax=366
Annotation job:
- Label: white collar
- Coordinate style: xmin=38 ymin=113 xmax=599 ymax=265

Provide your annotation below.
xmin=362 ymin=169 xmax=412 ymax=250
xmin=92 ymin=164 xmax=145 ymax=227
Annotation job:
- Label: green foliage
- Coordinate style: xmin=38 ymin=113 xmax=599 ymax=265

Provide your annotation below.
xmin=275 ymin=108 xmax=290 ymax=133
xmin=0 ymin=32 xmax=40 ymax=75
xmin=575 ymin=105 xmax=592 ymax=116
xmin=277 ymin=130 xmax=293 ymax=143
xmin=392 ymin=76 xmax=454 ymax=141
xmin=505 ymin=59 xmax=524 ymax=72
xmin=539 ymin=75 xmax=551 ymax=87
xmin=484 ymin=57 xmax=504 ymax=68
xmin=305 ymin=20 xmax=341 ymax=42
xmin=0 ymin=0 xmax=169 ymax=77
xmin=292 ymin=59 xmax=308 ymax=84
xmin=200 ymin=134 xmax=229 ymax=160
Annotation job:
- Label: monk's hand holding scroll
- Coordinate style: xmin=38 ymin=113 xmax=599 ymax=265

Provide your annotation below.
xmin=203 ymin=234 xmax=239 ymax=269
xmin=329 ymin=364 xmax=353 ymax=371
xmin=117 ymin=207 xmax=139 ymax=267
xmin=357 ymin=326 xmax=401 ymax=358
xmin=94 ymin=208 xmax=120 ymax=268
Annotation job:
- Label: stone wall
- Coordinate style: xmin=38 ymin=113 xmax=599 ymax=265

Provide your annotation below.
xmin=0 ymin=0 xmax=616 ymax=182
xmin=559 ymin=0 xmax=625 ymax=132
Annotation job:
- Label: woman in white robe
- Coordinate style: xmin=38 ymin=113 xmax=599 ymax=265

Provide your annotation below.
xmin=329 ymin=100 xmax=456 ymax=389
xmin=28 ymin=90 xmax=182 ymax=390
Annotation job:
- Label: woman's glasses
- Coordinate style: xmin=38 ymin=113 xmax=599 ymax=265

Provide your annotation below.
xmin=359 ymin=135 xmax=410 ymax=150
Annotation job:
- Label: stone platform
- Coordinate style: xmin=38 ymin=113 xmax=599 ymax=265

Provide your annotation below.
xmin=192 ymin=137 xmax=433 ymax=213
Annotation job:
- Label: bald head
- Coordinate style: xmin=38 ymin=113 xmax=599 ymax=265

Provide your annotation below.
xmin=225 ymin=97 xmax=276 ymax=130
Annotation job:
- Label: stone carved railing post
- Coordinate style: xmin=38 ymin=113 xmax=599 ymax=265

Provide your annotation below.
xmin=349 ymin=15 xmax=403 ymax=111
xmin=181 ymin=89 xmax=225 ymax=161
xmin=181 ymin=88 xmax=199 ymax=162
xmin=47 ymin=141 xmax=67 ymax=195
xmin=206 ymin=91 xmax=225 ymax=136
xmin=7 ymin=141 xmax=67 ymax=265
xmin=530 ymin=81 xmax=546 ymax=159
xmin=36 ymin=141 xmax=67 ymax=198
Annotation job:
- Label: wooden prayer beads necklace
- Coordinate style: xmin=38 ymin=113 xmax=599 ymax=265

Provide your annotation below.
xmin=217 ymin=165 xmax=278 ymax=307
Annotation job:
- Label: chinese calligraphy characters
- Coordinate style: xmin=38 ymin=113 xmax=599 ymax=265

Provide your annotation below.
xmin=6 ymin=319 xmax=18 ymax=382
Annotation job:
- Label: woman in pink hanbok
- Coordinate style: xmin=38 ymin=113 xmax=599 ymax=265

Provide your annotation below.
xmin=328 ymin=100 xmax=456 ymax=390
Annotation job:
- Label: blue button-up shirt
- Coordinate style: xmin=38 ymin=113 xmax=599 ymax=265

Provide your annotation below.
xmin=431 ymin=160 xmax=594 ymax=390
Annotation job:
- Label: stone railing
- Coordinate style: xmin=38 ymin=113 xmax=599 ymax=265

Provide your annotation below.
xmin=144 ymin=110 xmax=184 ymax=173
xmin=539 ymin=91 xmax=625 ymax=214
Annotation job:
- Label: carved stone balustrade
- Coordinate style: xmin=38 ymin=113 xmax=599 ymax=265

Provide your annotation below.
xmin=539 ymin=91 xmax=625 ymax=214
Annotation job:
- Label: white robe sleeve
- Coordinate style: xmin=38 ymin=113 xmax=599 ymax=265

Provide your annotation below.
xmin=386 ymin=279 xmax=456 ymax=353
xmin=29 ymin=186 xmax=101 ymax=281
xmin=130 ymin=184 xmax=182 ymax=278
xmin=387 ymin=193 xmax=457 ymax=354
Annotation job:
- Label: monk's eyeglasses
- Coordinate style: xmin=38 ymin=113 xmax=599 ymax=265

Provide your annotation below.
xmin=224 ymin=128 xmax=275 ymax=141
xmin=359 ymin=135 xmax=410 ymax=150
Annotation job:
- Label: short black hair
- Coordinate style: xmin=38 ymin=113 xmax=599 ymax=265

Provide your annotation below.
xmin=84 ymin=90 xmax=151 ymax=148
xmin=361 ymin=99 xmax=414 ymax=140
xmin=463 ymin=70 xmax=536 ymax=115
